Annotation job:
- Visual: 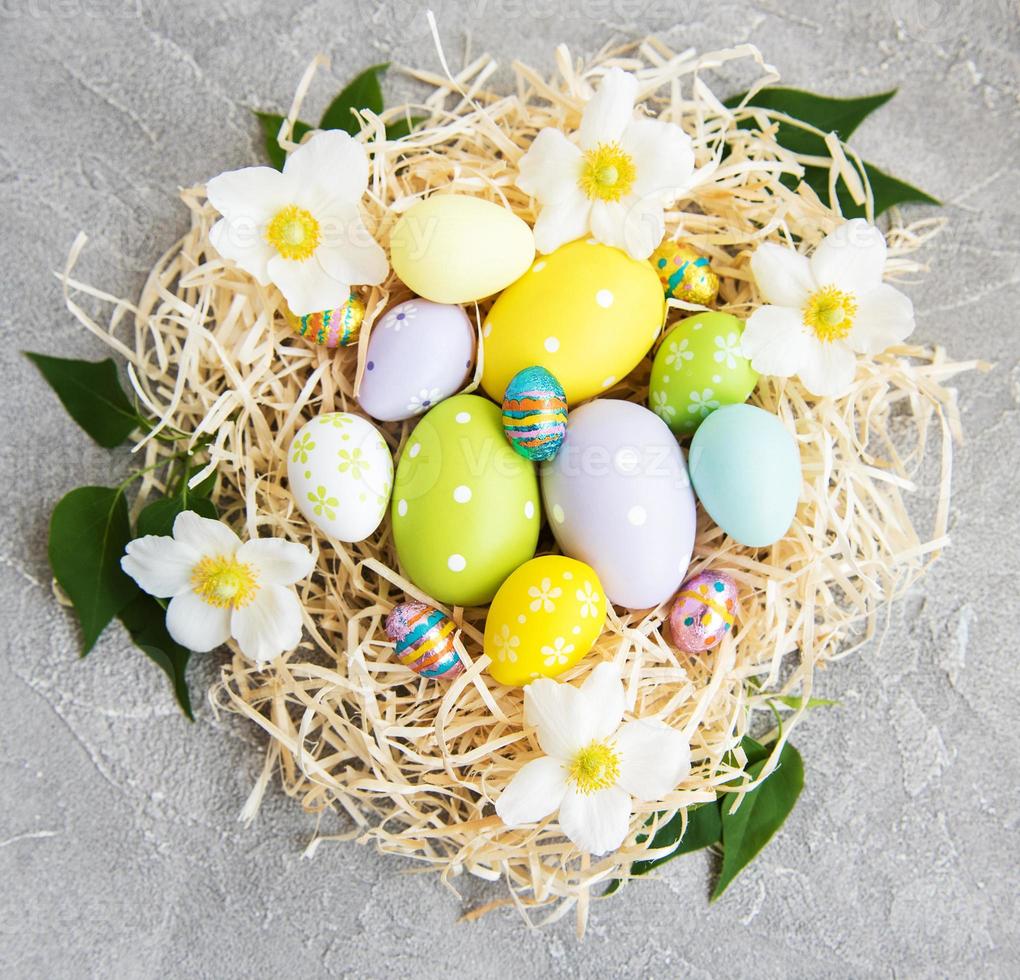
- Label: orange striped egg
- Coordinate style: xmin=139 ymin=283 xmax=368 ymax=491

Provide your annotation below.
xmin=384 ymin=600 xmax=464 ymax=679
xmin=501 ymin=366 xmax=568 ymax=461
xmin=284 ymin=293 xmax=365 ymax=348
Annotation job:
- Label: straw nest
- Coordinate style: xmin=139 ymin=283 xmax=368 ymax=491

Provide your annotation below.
xmin=62 ymin=35 xmax=980 ymax=934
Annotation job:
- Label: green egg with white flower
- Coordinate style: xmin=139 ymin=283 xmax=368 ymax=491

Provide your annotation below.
xmin=392 ymin=394 xmax=541 ymax=607
xmin=648 ymin=312 xmax=759 ymax=437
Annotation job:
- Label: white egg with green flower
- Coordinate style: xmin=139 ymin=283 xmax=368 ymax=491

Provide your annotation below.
xmin=287 ymin=412 xmax=393 ymax=542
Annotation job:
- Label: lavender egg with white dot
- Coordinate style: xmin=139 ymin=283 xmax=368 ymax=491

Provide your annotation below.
xmin=540 ymin=399 xmax=697 ymax=609
xmin=357 ymin=299 xmax=476 ymax=423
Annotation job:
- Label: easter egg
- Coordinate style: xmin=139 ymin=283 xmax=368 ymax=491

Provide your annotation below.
xmin=669 ymin=570 xmax=738 ymax=654
xmin=541 ymin=399 xmax=697 ymax=609
xmin=288 ymin=413 xmax=393 ymax=542
xmin=649 ymin=312 xmax=759 ymax=437
xmin=385 ymin=600 xmax=465 ymax=679
xmin=284 ymin=294 xmax=365 ymax=348
xmin=480 ymin=240 xmax=666 ymax=405
xmin=650 ymin=242 xmax=719 ymax=305
xmin=688 ymin=404 xmax=801 ymax=548
xmin=389 ymin=195 xmax=535 ymax=304
xmin=392 ymin=394 xmax=540 ymax=606
xmin=357 ymin=299 xmax=476 ymax=422
xmin=501 ymin=366 xmax=568 ymax=462
xmin=484 ymin=555 xmax=606 ymax=686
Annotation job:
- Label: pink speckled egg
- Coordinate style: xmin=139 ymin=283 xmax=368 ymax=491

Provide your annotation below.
xmin=669 ymin=570 xmax=738 ymax=653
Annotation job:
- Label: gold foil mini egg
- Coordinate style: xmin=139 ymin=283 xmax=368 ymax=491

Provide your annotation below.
xmin=650 ymin=242 xmax=720 ymax=306
xmin=284 ymin=293 xmax=365 ymax=348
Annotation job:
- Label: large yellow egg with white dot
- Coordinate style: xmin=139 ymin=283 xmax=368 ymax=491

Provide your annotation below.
xmin=484 ymin=555 xmax=606 ymax=687
xmin=480 ymin=240 xmax=666 ymax=405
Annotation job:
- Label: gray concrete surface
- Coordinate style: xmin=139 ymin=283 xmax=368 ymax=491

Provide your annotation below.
xmin=2 ymin=1 xmax=1019 ymax=977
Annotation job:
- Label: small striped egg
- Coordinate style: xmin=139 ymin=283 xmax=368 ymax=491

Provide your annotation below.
xmin=669 ymin=570 xmax=738 ymax=654
xmin=384 ymin=600 xmax=465 ymax=679
xmin=285 ymin=294 xmax=365 ymax=348
xmin=501 ymin=366 xmax=568 ymax=462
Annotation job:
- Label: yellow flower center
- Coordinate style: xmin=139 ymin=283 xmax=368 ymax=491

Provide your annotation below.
xmin=266 ymin=205 xmax=320 ymax=261
xmin=578 ymin=142 xmax=636 ymax=202
xmin=802 ymin=285 xmax=857 ymax=342
xmin=568 ymin=740 xmax=621 ymax=795
xmin=191 ymin=555 xmax=259 ymax=609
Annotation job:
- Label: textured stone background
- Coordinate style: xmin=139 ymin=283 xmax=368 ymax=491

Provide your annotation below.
xmin=2 ymin=0 xmax=1018 ymax=977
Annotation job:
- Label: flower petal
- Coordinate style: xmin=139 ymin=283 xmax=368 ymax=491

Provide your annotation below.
xmin=579 ymin=662 xmax=625 ymax=740
xmin=314 ymin=205 xmax=390 ymax=290
xmin=579 ymin=68 xmax=639 ymax=148
xmin=206 ymin=165 xmax=287 ymax=220
xmin=524 ymin=678 xmax=598 ymax=761
xmin=810 ymin=219 xmax=886 ymax=295
xmin=750 ymin=243 xmax=814 ymax=308
xmin=494 ymin=756 xmax=568 ymax=826
xmin=589 ymin=199 xmax=629 ymax=252
xmin=618 ymin=193 xmax=666 ymax=260
xmin=236 ymin=537 xmax=315 ymax=586
xmin=615 ymin=719 xmax=691 ymax=801
xmin=796 ymin=339 xmax=857 ymax=398
xmin=284 ymin=130 xmax=369 ymax=211
xmin=623 ymin=119 xmax=695 ymax=203
xmin=517 ymin=127 xmax=584 ymax=202
xmin=268 ymin=254 xmax=350 ymax=316
xmin=532 ymin=193 xmax=592 ymax=254
xmin=848 ymin=282 xmax=915 ymax=354
xmin=165 ymin=590 xmax=231 ymax=652
xmin=172 ymin=511 xmax=241 ymax=558
xmin=231 ymin=584 xmax=304 ymax=665
xmin=558 ymin=785 xmax=632 ymax=855
xmin=741 ymin=305 xmax=812 ymax=378
xmin=121 ymin=535 xmax=198 ymax=598
xmin=209 ymin=217 xmax=276 ymax=287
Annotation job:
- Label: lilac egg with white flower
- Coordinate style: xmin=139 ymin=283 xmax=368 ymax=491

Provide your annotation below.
xmin=287 ymin=412 xmax=393 ymax=543
xmin=540 ymin=399 xmax=697 ymax=609
xmin=357 ymin=299 xmax=476 ymax=422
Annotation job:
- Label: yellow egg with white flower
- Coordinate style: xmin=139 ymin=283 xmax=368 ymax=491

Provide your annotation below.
xmin=484 ymin=555 xmax=606 ymax=687
xmin=480 ymin=240 xmax=666 ymax=405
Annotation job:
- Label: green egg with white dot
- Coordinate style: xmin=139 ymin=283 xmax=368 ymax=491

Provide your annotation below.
xmin=649 ymin=312 xmax=759 ymax=437
xmin=392 ymin=394 xmax=540 ymax=607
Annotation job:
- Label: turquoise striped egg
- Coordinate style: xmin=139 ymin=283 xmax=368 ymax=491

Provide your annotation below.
xmin=501 ymin=366 xmax=568 ymax=461
xmin=384 ymin=600 xmax=465 ymax=679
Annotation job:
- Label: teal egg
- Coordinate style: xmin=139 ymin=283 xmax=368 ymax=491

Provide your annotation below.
xmin=501 ymin=366 xmax=568 ymax=461
xmin=688 ymin=404 xmax=800 ymax=547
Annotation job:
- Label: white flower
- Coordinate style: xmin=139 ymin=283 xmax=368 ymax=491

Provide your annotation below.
xmin=516 ymin=68 xmax=695 ymax=260
xmin=528 ymin=577 xmax=562 ymax=613
xmin=541 ymin=637 xmax=575 ymax=667
xmin=493 ymin=624 xmax=520 ymax=664
xmin=665 ymin=337 xmax=693 ymax=367
xmin=206 ymin=131 xmax=388 ymax=316
xmin=713 ymin=332 xmax=742 ymax=369
xmin=121 ymin=512 xmax=314 ymax=666
xmin=651 ymin=390 xmax=675 ymax=421
xmin=384 ymin=303 xmax=417 ymax=331
xmin=576 ymin=581 xmax=601 ymax=618
xmin=687 ymin=388 xmax=719 ymax=417
xmin=406 ymin=387 xmax=441 ymax=414
xmin=741 ymin=219 xmax=915 ymax=398
xmin=495 ymin=663 xmax=691 ymax=855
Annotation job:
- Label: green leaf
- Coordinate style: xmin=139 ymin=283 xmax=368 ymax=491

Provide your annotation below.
xmin=26 ymin=353 xmax=140 ymax=448
xmin=724 ymin=87 xmax=939 ymax=217
xmin=773 ymin=694 xmax=839 ymax=710
xmin=136 ymin=495 xmax=217 ymax=539
xmin=385 ymin=114 xmax=427 ymax=141
xmin=725 ymin=87 xmax=896 ymax=153
xmin=187 ymin=468 xmax=218 ymax=499
xmin=255 ymin=111 xmax=312 ymax=170
xmin=711 ymin=740 xmax=804 ymax=902
xmin=320 ymin=63 xmax=388 ymax=135
xmin=118 ymin=592 xmax=193 ymax=719
xmin=631 ymin=801 xmax=723 ymax=877
xmin=49 ymin=486 xmax=138 ymax=654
